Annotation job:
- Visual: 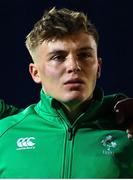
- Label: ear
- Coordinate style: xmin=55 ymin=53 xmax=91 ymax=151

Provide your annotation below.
xmin=29 ymin=63 xmax=41 ymax=84
xmin=97 ymin=57 xmax=102 ymax=79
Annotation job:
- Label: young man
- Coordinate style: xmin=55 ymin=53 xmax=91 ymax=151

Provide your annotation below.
xmin=0 ymin=7 xmax=133 ymax=178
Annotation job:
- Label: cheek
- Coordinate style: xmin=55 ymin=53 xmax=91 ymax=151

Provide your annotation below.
xmin=39 ymin=64 xmax=61 ymax=82
xmin=92 ymin=65 xmax=99 ymax=76
xmin=86 ymin=63 xmax=99 ymax=77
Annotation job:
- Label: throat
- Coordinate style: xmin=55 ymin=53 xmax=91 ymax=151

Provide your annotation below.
xmin=61 ymin=106 xmax=82 ymax=124
xmin=61 ymin=99 xmax=93 ymax=124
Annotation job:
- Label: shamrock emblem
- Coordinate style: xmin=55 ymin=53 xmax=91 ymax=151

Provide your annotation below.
xmin=101 ymin=135 xmax=117 ymax=154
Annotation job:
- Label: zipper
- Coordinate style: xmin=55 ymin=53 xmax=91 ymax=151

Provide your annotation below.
xmin=58 ymin=116 xmax=75 ymax=178
xmin=55 ymin=108 xmax=76 ymax=178
xmin=62 ymin=127 xmax=74 ymax=178
xmin=68 ymin=127 xmax=75 ymax=141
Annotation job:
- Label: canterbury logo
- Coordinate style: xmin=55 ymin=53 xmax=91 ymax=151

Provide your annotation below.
xmin=16 ymin=137 xmax=36 ymax=150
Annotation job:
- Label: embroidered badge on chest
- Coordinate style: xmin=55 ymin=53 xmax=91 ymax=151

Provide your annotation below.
xmin=101 ymin=135 xmax=117 ymax=155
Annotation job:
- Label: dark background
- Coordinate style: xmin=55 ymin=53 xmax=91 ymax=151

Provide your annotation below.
xmin=0 ymin=0 xmax=133 ymax=108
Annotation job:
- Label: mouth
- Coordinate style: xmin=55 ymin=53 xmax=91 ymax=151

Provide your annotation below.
xmin=64 ymin=79 xmax=84 ymax=88
xmin=64 ymin=78 xmax=84 ymax=85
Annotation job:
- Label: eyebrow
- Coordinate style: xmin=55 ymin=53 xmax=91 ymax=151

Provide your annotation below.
xmin=48 ymin=50 xmax=67 ymax=55
xmin=77 ymin=47 xmax=94 ymax=52
xmin=48 ymin=46 xmax=94 ymax=56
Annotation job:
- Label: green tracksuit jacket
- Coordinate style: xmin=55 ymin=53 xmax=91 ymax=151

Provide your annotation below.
xmin=0 ymin=88 xmax=133 ymax=178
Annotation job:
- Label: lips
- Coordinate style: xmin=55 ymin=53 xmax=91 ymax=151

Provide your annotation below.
xmin=64 ymin=78 xmax=84 ymax=85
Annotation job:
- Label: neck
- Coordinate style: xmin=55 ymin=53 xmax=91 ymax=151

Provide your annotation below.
xmin=61 ymin=98 xmax=93 ymax=123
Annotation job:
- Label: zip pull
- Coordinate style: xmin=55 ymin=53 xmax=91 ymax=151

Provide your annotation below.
xmin=68 ymin=128 xmax=74 ymax=141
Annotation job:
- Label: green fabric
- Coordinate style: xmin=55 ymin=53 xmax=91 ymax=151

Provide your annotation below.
xmin=0 ymin=88 xmax=132 ymax=178
xmin=0 ymin=100 xmax=21 ymax=119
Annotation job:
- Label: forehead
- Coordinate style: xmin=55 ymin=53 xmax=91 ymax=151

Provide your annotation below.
xmin=40 ymin=32 xmax=97 ymax=52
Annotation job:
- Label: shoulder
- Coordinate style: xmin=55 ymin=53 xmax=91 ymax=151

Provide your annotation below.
xmin=99 ymin=92 xmax=128 ymax=114
xmin=102 ymin=93 xmax=127 ymax=107
xmin=96 ymin=92 xmax=128 ymax=129
xmin=0 ymin=104 xmax=36 ymax=137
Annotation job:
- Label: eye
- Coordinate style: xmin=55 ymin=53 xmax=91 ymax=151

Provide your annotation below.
xmin=50 ymin=54 xmax=66 ymax=62
xmin=78 ymin=52 xmax=92 ymax=60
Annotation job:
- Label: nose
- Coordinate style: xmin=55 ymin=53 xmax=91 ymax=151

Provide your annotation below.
xmin=65 ymin=55 xmax=81 ymax=73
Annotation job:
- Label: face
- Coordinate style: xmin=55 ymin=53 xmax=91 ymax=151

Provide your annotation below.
xmin=29 ymin=32 xmax=102 ymax=108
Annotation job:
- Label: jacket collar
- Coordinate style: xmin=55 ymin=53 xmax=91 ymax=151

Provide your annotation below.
xmin=35 ymin=87 xmax=104 ymax=126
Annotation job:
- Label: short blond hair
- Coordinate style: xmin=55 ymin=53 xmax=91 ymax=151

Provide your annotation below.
xmin=25 ymin=7 xmax=99 ymax=56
